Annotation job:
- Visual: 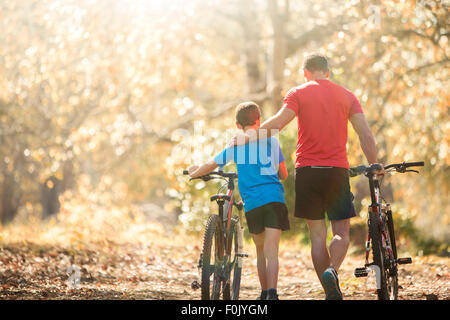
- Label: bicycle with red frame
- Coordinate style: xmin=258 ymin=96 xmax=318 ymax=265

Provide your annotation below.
xmin=183 ymin=169 xmax=247 ymax=300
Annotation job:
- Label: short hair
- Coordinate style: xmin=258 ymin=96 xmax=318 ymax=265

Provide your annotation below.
xmin=303 ymin=54 xmax=329 ymax=73
xmin=235 ymin=101 xmax=261 ymax=127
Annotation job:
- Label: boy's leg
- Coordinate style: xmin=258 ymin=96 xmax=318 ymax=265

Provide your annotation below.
xmin=263 ymin=227 xmax=281 ymax=290
xmin=329 ymin=218 xmax=350 ymax=272
xmin=305 ymin=219 xmax=330 ymax=286
xmin=251 ymin=232 xmax=267 ymax=291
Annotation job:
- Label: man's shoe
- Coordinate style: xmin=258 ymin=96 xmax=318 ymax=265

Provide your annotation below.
xmin=321 ymin=267 xmax=343 ymax=300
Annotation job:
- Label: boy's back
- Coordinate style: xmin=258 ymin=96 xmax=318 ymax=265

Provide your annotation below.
xmin=188 ymin=100 xmax=289 ymax=300
xmin=214 ymin=137 xmax=285 ymax=212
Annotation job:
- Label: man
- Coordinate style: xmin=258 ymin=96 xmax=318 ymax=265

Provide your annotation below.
xmin=231 ymin=54 xmax=382 ymax=300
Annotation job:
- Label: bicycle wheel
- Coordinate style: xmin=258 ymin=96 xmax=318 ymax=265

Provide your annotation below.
xmin=201 ymin=215 xmax=224 ymax=300
xmin=368 ymin=211 xmax=389 ymax=300
xmin=222 ymin=217 xmax=242 ymax=300
xmin=386 ymin=210 xmax=399 ymax=299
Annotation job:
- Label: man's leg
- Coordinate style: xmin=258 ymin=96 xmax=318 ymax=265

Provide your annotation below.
xmin=305 ymin=219 xmax=330 ymax=286
xmin=263 ymin=227 xmax=281 ymax=290
xmin=318 ymin=218 xmax=349 ymax=300
xmin=329 ymin=218 xmax=350 ymax=272
xmin=251 ymin=232 xmax=267 ymax=291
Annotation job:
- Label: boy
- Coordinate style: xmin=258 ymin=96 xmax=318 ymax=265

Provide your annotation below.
xmin=188 ymin=101 xmax=290 ymax=300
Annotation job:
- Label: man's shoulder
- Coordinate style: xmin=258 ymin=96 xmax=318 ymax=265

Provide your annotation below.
xmin=328 ymin=80 xmax=356 ymax=96
xmin=287 ymin=81 xmax=318 ymax=93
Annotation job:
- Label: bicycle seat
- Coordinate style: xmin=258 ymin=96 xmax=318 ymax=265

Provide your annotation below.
xmin=210 ymin=194 xmax=231 ymax=202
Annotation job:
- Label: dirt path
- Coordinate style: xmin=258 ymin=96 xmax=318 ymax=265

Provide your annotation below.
xmin=0 ymin=235 xmax=448 ymax=300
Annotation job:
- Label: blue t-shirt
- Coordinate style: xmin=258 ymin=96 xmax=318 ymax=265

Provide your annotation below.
xmin=213 ymin=137 xmax=286 ymax=212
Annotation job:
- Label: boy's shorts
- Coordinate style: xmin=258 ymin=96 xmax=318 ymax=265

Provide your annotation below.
xmin=294 ymin=166 xmax=356 ymax=221
xmin=245 ymin=202 xmax=290 ymax=235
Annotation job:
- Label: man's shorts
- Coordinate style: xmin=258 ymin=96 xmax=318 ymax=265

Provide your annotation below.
xmin=245 ymin=202 xmax=290 ymax=235
xmin=294 ymin=166 xmax=356 ymax=221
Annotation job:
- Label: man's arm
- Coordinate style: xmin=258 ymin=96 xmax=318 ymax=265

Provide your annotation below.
xmin=260 ymin=105 xmax=296 ymax=133
xmin=349 ymin=113 xmax=378 ymax=164
xmin=188 ymin=160 xmax=218 ymax=178
xmin=230 ymin=105 xmax=296 ymax=146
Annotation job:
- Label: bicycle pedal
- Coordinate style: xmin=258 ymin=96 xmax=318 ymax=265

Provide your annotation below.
xmin=397 ymin=257 xmax=412 ymax=265
xmin=354 ymin=267 xmax=369 ymax=277
xmin=236 ymin=253 xmax=248 ymax=258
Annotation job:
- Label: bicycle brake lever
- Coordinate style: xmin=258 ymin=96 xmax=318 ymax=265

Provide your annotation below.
xmin=405 ymin=169 xmax=419 ymax=174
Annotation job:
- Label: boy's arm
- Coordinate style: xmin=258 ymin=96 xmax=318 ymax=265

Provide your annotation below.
xmin=278 ymin=161 xmax=288 ymax=180
xmin=188 ymin=160 xmax=218 ymax=178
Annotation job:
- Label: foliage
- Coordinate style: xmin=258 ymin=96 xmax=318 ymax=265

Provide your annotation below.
xmin=0 ymin=0 xmax=448 ymax=252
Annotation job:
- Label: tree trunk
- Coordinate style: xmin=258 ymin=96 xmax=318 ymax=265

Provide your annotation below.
xmin=238 ymin=0 xmax=264 ymax=96
xmin=40 ymin=160 xmax=74 ymax=218
xmin=1 ymin=172 xmax=20 ymax=224
xmin=41 ymin=176 xmax=62 ymax=218
xmin=267 ymin=0 xmax=289 ymax=113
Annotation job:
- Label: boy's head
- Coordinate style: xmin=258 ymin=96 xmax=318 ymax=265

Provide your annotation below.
xmin=235 ymin=101 xmax=261 ymax=130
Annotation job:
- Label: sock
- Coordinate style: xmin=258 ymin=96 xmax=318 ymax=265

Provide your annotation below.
xmin=267 ymin=288 xmax=277 ymax=298
xmin=260 ymin=290 xmax=268 ymax=299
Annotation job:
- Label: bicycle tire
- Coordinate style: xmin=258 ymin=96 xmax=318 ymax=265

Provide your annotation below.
xmin=386 ymin=211 xmax=399 ymax=299
xmin=222 ymin=217 xmax=242 ymax=300
xmin=368 ymin=211 xmax=389 ymax=300
xmin=201 ymin=215 xmax=224 ymax=300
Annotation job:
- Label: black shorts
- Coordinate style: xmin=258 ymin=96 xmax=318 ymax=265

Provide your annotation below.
xmin=294 ymin=166 xmax=356 ymax=221
xmin=245 ymin=202 xmax=290 ymax=235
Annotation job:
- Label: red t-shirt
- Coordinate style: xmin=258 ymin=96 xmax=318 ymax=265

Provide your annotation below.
xmin=284 ymin=79 xmax=363 ymax=169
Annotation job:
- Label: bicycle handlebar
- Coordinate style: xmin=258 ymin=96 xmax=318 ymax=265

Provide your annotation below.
xmin=384 ymin=161 xmax=424 ymax=170
xmin=183 ymin=169 xmax=237 ymax=181
xmin=349 ymin=161 xmax=424 ymax=177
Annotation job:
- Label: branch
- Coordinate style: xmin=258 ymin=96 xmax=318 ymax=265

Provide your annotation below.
xmin=101 ymin=92 xmax=268 ymax=172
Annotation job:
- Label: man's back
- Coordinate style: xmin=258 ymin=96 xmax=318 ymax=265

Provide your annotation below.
xmin=284 ymin=79 xmax=363 ymax=168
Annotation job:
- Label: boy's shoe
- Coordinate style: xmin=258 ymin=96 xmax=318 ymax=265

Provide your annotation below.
xmin=266 ymin=288 xmax=279 ymax=300
xmin=256 ymin=290 xmax=268 ymax=300
xmin=266 ymin=294 xmax=279 ymax=300
xmin=321 ymin=267 xmax=343 ymax=300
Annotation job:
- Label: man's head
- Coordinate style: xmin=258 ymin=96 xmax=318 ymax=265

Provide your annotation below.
xmin=303 ymin=53 xmax=330 ymax=81
xmin=235 ymin=101 xmax=261 ymax=130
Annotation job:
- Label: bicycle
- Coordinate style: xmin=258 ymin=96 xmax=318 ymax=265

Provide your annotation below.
xmin=183 ymin=169 xmax=248 ymax=300
xmin=350 ymin=161 xmax=424 ymax=300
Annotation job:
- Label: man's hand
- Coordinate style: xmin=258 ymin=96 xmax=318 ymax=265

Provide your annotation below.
xmin=374 ymin=164 xmax=386 ymax=176
xmin=228 ymin=133 xmax=250 ymax=147
xmin=228 ymin=106 xmax=295 ymax=147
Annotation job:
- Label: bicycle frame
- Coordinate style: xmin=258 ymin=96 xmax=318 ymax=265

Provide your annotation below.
xmin=365 ymin=173 xmax=394 ymax=266
xmin=219 ymin=188 xmax=245 ymax=271
xmin=204 ymin=173 xmax=245 ymax=288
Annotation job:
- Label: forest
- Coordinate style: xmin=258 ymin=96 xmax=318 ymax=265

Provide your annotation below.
xmin=0 ymin=0 xmax=448 ymax=300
